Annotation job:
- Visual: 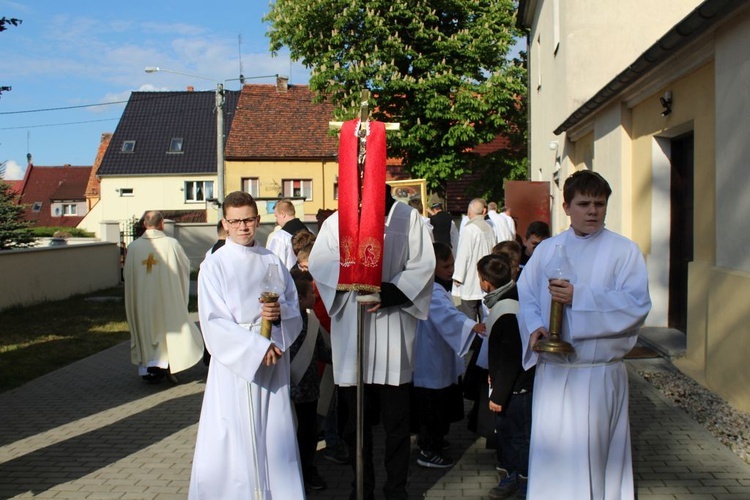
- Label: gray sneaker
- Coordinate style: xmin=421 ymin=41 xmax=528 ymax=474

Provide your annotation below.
xmin=416 ymin=450 xmax=454 ymax=469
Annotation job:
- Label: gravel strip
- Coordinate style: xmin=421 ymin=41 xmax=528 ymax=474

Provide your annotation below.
xmin=639 ymin=368 xmax=750 ymax=464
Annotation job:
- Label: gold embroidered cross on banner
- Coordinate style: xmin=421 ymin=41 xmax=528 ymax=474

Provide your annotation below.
xmin=142 ymin=253 xmax=158 ymax=274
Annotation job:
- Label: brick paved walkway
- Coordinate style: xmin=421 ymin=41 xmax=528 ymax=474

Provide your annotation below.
xmin=1 ymin=342 xmax=749 ymax=499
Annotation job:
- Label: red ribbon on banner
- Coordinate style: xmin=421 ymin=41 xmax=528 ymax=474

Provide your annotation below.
xmin=337 ymin=119 xmax=386 ymax=293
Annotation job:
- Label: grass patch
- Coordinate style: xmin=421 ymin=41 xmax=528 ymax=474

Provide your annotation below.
xmin=0 ymin=284 xmax=197 ymax=393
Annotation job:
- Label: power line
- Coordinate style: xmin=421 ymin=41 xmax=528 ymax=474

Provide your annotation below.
xmin=0 ymin=117 xmax=119 ymax=130
xmin=0 ymin=100 xmax=128 ymax=115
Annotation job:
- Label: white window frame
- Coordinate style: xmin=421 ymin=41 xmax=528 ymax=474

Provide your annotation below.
xmin=184 ymin=180 xmax=214 ymax=203
xmin=119 ymin=188 xmax=134 ymax=197
xmin=241 ymin=177 xmax=260 ymax=198
xmin=62 ymin=203 xmax=77 ymax=216
xmin=282 ymin=179 xmax=313 ymax=201
xmin=121 ymin=140 xmax=136 ymax=153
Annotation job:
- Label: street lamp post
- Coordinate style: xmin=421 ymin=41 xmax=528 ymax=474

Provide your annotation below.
xmin=145 ymin=67 xmax=226 ymax=204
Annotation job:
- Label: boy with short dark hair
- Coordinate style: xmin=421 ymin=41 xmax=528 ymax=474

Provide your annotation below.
xmin=492 ymin=240 xmax=522 ymax=280
xmin=289 ymin=268 xmax=332 ymax=492
xmin=477 ymin=253 xmax=535 ymax=500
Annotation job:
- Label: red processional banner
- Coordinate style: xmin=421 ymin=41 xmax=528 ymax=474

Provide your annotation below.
xmin=336 ymin=119 xmax=386 ymax=293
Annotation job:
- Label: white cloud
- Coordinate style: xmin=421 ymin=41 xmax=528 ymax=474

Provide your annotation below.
xmin=2 ymin=160 xmax=26 ymax=180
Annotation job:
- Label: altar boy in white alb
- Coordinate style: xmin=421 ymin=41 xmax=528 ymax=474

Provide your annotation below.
xmin=517 ymin=170 xmax=651 ymax=500
xmin=189 ymin=191 xmax=304 ymax=500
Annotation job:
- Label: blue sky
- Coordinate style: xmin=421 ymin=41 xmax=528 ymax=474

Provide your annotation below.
xmin=0 ymin=0 xmax=310 ymax=180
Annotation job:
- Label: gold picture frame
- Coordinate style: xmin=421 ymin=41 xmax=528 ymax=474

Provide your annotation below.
xmin=387 ymin=179 xmax=428 ymax=216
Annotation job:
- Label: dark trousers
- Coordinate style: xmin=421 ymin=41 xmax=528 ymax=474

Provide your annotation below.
xmin=414 ymin=386 xmax=450 ymax=453
xmin=495 ymin=391 xmax=533 ymax=476
xmin=458 ymin=298 xmax=483 ymax=322
xmin=294 ymin=400 xmax=320 ymax=477
xmin=340 ymin=383 xmax=411 ymax=500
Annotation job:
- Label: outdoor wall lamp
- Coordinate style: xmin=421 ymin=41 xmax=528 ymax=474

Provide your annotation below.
xmin=660 ymin=91 xmax=672 ymax=117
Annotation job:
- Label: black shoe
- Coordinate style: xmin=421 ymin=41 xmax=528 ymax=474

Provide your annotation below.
xmin=416 ymin=450 xmax=454 ymax=469
xmin=304 ymin=471 xmax=327 ymax=491
xmin=166 ymin=372 xmax=180 ymax=384
xmin=489 ymin=471 xmax=519 ymax=499
xmin=142 ymin=374 xmax=163 ymax=384
xmin=322 ymin=443 xmax=350 ymax=464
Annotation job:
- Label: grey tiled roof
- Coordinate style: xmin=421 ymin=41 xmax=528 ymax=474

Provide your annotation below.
xmin=97 ymin=90 xmax=240 ymax=176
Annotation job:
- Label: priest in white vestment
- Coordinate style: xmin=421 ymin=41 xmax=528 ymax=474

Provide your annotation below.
xmin=487 ymin=202 xmax=514 ymax=243
xmin=517 ymin=170 xmax=651 ymax=500
xmin=124 ymin=211 xmax=204 ymax=383
xmin=308 ymin=191 xmax=435 ymax=500
xmin=266 ymin=199 xmax=311 ymax=270
xmin=189 ymin=192 xmax=304 ymax=500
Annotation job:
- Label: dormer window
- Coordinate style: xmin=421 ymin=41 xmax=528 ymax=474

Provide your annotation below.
xmin=121 ymin=140 xmax=136 ymax=153
xmin=168 ymin=137 xmax=184 ymax=153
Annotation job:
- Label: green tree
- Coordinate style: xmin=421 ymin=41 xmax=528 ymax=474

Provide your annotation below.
xmin=265 ymin=0 xmax=527 ymax=199
xmin=0 ymin=181 xmax=35 ymax=250
xmin=0 ymin=17 xmax=22 ymax=32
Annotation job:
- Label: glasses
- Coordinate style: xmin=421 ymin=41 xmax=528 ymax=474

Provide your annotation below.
xmin=225 ymin=216 xmax=258 ymax=227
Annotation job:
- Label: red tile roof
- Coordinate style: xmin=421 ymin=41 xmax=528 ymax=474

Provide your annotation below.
xmin=17 ymin=164 xmax=92 ymax=227
xmin=5 ymin=180 xmax=23 ymax=196
xmin=85 ymin=133 xmax=112 ymax=203
xmin=225 ymin=84 xmax=338 ymax=160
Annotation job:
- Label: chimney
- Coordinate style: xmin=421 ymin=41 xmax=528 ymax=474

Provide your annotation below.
xmin=187 ymin=85 xmax=194 ymax=92
xmin=276 ymin=75 xmax=289 ymax=93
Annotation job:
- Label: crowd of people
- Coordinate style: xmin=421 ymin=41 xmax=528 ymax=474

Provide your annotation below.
xmin=123 ymin=170 xmax=651 ymax=500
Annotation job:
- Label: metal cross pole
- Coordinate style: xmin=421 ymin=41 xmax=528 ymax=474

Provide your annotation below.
xmin=329 ymin=90 xmax=399 ymax=500
xmin=355 ymin=88 xmax=371 ymax=500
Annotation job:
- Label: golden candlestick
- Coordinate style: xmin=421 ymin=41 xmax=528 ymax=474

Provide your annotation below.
xmin=533 ymin=244 xmax=576 ymax=354
xmin=259 ymin=292 xmax=280 ymax=339
xmin=259 ymin=263 xmax=284 ymax=340
xmin=534 ymin=288 xmax=575 ymax=353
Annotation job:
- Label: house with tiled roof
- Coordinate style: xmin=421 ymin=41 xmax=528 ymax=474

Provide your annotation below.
xmin=84 ymin=132 xmax=112 ymax=211
xmin=77 ymin=89 xmax=240 ymax=236
xmin=16 ymin=159 xmax=92 ymax=228
xmin=224 ymin=78 xmax=339 ymax=221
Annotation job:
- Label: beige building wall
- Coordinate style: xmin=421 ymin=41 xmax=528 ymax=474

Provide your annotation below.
xmin=525 ymin=0 xmax=702 ymax=231
xmin=226 ymin=160 xmax=339 ymax=222
xmin=78 ymin=175 xmax=221 ymax=236
xmin=699 ymin=10 xmax=750 ymax=411
xmin=524 ymin=0 xmax=750 ymax=412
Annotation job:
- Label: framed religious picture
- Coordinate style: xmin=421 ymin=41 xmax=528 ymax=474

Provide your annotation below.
xmin=387 ymin=179 xmax=428 ymax=216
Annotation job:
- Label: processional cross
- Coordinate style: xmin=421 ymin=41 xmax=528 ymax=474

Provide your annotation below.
xmin=330 ymin=89 xmax=400 ymax=209
xmin=329 ymin=89 xmax=399 ymax=500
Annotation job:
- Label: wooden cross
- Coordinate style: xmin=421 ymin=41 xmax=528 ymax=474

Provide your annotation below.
xmin=142 ymin=253 xmax=158 ymax=274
